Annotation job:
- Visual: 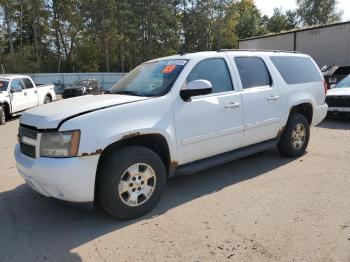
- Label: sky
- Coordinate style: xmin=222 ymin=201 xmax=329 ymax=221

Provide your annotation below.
xmin=254 ymin=0 xmax=350 ymax=21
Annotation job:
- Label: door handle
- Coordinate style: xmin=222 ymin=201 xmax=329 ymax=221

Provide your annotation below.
xmin=267 ymin=95 xmax=279 ymax=101
xmin=34 ymin=90 xmax=37 ymax=94
xmin=23 ymin=92 xmax=27 ymax=96
xmin=224 ymin=102 xmax=240 ymax=109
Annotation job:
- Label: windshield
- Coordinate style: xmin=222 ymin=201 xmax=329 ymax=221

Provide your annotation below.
xmin=0 ymin=80 xmax=9 ymax=92
xmin=335 ymin=75 xmax=350 ymax=88
xmin=110 ymin=59 xmax=188 ymax=97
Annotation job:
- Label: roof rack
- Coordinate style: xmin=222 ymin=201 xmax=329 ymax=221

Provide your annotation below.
xmin=217 ymin=49 xmax=302 ymax=54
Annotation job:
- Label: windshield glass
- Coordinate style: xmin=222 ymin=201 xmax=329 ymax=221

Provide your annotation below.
xmin=0 ymin=80 xmax=9 ymax=92
xmin=335 ymin=75 xmax=350 ymax=88
xmin=110 ymin=59 xmax=188 ymax=97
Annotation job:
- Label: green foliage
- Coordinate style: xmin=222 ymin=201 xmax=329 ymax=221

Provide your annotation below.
xmin=267 ymin=8 xmax=289 ymax=33
xmin=0 ymin=0 xmax=344 ymax=73
xmin=297 ymin=0 xmax=343 ymax=26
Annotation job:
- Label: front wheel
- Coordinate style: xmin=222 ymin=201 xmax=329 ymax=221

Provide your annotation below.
xmin=278 ymin=113 xmax=310 ymax=157
xmin=97 ymin=146 xmax=166 ymax=219
xmin=0 ymin=106 xmax=6 ymax=125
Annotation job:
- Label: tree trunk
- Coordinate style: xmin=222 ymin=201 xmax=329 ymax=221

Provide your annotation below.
xmin=32 ymin=5 xmax=41 ymax=70
xmin=52 ymin=0 xmax=61 ymax=72
xmin=4 ymin=5 xmax=15 ymax=58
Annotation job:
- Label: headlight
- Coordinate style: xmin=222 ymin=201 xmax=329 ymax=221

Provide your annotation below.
xmin=40 ymin=130 xmax=80 ymax=158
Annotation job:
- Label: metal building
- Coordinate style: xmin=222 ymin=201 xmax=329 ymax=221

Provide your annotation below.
xmin=239 ymin=21 xmax=350 ymax=67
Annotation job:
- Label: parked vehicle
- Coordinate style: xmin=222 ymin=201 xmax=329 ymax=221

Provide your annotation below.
xmin=0 ymin=75 xmax=56 ymax=125
xmin=15 ymin=51 xmax=328 ymax=219
xmin=326 ymin=74 xmax=350 ymax=117
xmin=62 ymin=79 xmax=102 ymax=99
xmin=322 ymin=65 xmax=350 ymax=89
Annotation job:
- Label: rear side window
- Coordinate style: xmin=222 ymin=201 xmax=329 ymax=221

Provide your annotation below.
xmin=270 ymin=56 xmax=323 ymax=85
xmin=187 ymin=58 xmax=233 ymax=93
xmin=22 ymin=78 xmax=34 ymax=89
xmin=235 ymin=57 xmax=271 ymax=89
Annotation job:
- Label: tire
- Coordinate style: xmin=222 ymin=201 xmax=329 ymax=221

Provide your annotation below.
xmin=44 ymin=96 xmax=52 ymax=104
xmin=0 ymin=106 xmax=6 ymax=125
xmin=278 ymin=113 xmax=310 ymax=157
xmin=97 ymin=146 xmax=167 ymax=219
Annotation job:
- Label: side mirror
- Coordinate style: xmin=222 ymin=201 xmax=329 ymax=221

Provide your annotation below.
xmin=180 ymin=80 xmax=212 ymax=101
xmin=10 ymin=88 xmax=19 ymax=93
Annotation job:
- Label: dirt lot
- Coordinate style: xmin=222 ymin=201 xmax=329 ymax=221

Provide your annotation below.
xmin=0 ymin=118 xmax=349 ymax=262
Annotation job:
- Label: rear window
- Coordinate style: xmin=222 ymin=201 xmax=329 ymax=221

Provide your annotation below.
xmin=270 ymin=56 xmax=322 ymax=85
xmin=22 ymin=78 xmax=34 ymax=89
xmin=235 ymin=57 xmax=271 ymax=89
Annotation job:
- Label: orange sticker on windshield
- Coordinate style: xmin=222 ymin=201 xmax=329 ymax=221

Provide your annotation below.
xmin=163 ymin=64 xmax=176 ymax=74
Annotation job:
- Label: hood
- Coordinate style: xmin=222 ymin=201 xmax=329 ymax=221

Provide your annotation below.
xmin=327 ymin=87 xmax=350 ymax=97
xmin=20 ymin=94 xmax=148 ymax=129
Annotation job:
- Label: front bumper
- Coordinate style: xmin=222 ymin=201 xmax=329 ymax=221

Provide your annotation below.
xmin=328 ymin=106 xmax=350 ymax=113
xmin=327 ymin=107 xmax=350 ymax=117
xmin=15 ymin=144 xmax=98 ymax=202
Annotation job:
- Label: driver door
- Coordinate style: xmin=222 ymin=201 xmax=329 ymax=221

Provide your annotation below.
xmin=10 ymin=79 xmax=27 ymax=113
xmin=173 ymin=57 xmax=244 ymax=165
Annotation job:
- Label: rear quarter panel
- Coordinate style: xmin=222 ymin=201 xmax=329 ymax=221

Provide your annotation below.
xmin=37 ymin=84 xmax=56 ymax=104
xmin=267 ymin=54 xmax=326 ymax=127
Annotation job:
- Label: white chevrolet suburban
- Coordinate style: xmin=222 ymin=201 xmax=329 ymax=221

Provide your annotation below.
xmin=0 ymin=75 xmax=56 ymax=125
xmin=14 ymin=51 xmax=328 ymax=219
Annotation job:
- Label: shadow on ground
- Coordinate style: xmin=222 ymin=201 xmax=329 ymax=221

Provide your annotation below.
xmin=317 ymin=117 xmax=350 ymax=130
xmin=0 ymin=149 xmax=294 ymax=262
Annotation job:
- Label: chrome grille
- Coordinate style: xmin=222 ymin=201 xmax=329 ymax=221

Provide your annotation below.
xmin=19 ymin=125 xmax=38 ymax=139
xmin=326 ymin=96 xmax=350 ymax=108
xmin=20 ymin=143 xmax=36 ymax=158
xmin=19 ymin=125 xmax=38 ymax=159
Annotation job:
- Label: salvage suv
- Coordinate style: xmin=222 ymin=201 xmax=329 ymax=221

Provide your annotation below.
xmin=15 ymin=50 xmax=328 ymax=219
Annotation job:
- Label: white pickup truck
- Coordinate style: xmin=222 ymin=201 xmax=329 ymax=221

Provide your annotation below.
xmin=0 ymin=75 xmax=56 ymax=125
xmin=15 ymin=51 xmax=328 ymax=219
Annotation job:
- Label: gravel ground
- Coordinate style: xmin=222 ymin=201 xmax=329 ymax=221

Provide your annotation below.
xmin=0 ymin=117 xmax=349 ymax=262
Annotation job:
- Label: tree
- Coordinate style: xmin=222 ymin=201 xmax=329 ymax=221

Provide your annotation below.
xmin=229 ymin=0 xmax=268 ymax=40
xmin=286 ymin=10 xmax=299 ymax=30
xmin=296 ymin=0 xmax=343 ymax=26
xmin=267 ymin=8 xmax=288 ymax=33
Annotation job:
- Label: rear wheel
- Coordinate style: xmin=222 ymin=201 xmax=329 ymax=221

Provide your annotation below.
xmin=0 ymin=106 xmax=6 ymax=125
xmin=44 ymin=96 xmax=52 ymax=104
xmin=97 ymin=146 xmax=166 ymax=219
xmin=278 ymin=113 xmax=310 ymax=157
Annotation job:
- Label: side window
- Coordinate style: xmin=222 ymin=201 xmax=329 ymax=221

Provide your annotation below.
xmin=235 ymin=57 xmax=271 ymax=89
xmin=187 ymin=58 xmax=233 ymax=94
xmin=22 ymin=78 xmax=34 ymax=89
xmin=270 ymin=56 xmax=323 ymax=84
xmin=11 ymin=79 xmax=24 ymax=92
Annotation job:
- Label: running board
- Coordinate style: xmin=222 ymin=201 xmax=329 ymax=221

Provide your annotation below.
xmin=175 ymin=138 xmax=279 ymax=176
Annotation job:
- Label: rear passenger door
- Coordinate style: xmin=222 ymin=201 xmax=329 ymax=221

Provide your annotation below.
xmin=233 ymin=56 xmax=282 ymax=146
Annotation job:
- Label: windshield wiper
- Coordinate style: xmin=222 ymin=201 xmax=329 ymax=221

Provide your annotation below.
xmin=113 ymin=90 xmax=146 ymax=97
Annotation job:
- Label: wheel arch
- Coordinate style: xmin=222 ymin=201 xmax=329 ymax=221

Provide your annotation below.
xmin=45 ymin=93 xmax=52 ymax=101
xmin=94 ymin=133 xmax=175 ymax=201
xmin=0 ymin=102 xmax=11 ymax=117
xmin=289 ymin=103 xmax=313 ymax=125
